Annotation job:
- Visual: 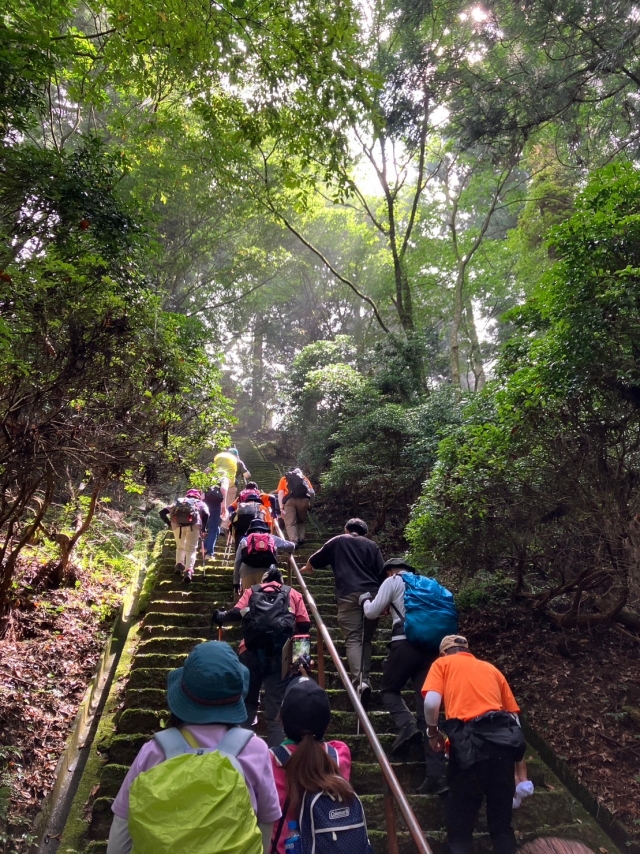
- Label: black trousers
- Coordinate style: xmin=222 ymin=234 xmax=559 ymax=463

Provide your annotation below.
xmin=446 ymin=746 xmax=516 ymax=854
xmin=380 ymin=639 xmax=444 ymax=778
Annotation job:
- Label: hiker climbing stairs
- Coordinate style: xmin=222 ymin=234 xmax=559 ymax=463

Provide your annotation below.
xmin=59 ymin=436 xmax=622 ymax=854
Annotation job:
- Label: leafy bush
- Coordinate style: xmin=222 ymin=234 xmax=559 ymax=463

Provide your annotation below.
xmin=407 ymin=163 xmax=640 ymax=627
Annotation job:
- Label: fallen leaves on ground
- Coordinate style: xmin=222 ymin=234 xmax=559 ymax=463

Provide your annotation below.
xmin=0 ymin=557 xmax=123 ymax=849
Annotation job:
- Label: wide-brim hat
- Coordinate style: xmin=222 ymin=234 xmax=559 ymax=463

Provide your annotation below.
xmin=247 ymin=518 xmax=270 ymax=533
xmin=281 ymin=677 xmax=331 ymax=742
xmin=383 ymin=557 xmax=416 ymax=573
xmin=167 ymin=641 xmax=250 ymax=725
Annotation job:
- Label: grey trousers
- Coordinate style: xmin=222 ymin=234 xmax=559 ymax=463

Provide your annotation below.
xmin=336 ymin=592 xmax=379 ymax=685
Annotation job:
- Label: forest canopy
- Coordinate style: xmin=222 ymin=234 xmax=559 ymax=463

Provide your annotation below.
xmin=3 ymin=0 xmax=640 ymax=626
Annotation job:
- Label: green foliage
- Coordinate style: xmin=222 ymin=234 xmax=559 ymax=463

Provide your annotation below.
xmin=0 ymin=138 xmax=231 ymax=611
xmin=407 ymin=163 xmax=640 ymax=626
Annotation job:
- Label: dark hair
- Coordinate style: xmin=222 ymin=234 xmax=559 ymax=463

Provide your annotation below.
xmin=520 ymin=840 xmax=595 ymax=854
xmin=345 ymin=518 xmax=368 ymax=535
xmin=284 ymin=734 xmax=355 ymax=814
xmin=245 ymin=481 xmax=259 ymax=490
xmin=262 ymin=567 xmax=282 ymax=584
xmin=444 ymin=646 xmax=468 ymax=655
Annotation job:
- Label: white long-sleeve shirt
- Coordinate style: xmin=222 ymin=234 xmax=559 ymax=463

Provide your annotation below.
xmin=362 ymin=571 xmax=411 ymax=641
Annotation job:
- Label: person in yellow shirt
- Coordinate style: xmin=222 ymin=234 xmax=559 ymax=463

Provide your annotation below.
xmin=422 ymin=635 xmax=526 ymax=854
xmin=214 ymin=447 xmax=250 ymax=514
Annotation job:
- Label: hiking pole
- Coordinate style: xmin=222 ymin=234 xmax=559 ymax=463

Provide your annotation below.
xmin=200 ymin=534 xmax=206 ymax=579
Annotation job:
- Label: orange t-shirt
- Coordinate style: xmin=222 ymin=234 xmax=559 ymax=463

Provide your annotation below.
xmin=277 ymin=474 xmax=312 ymax=497
xmin=421 ymin=652 xmax=520 ymax=722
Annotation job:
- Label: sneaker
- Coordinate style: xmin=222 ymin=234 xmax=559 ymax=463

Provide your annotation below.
xmin=204 ymin=552 xmax=214 ymax=560
xmin=182 ymin=568 xmax=193 ymax=584
xmin=417 ymin=776 xmax=449 ymax=796
xmin=391 ymin=722 xmax=423 ymax=757
xmin=174 ymin=562 xmax=185 ymax=576
xmin=357 ymin=680 xmax=371 ymax=710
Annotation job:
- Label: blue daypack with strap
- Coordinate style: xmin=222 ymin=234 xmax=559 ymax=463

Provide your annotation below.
xmin=402 ymin=573 xmax=458 ymax=650
xmin=269 ymin=743 xmax=374 ymax=854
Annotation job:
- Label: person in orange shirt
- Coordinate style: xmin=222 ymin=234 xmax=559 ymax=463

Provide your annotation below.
xmin=422 ymin=635 xmax=526 ymax=854
xmin=277 ymin=468 xmax=314 ymax=547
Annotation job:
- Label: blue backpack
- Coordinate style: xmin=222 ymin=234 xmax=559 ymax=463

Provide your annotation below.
xmin=401 ymin=573 xmax=458 ymax=650
xmin=269 ymin=744 xmax=374 ymax=854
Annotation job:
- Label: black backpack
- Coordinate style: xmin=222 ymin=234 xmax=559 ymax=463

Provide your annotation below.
xmin=242 ymin=583 xmax=295 ymax=652
xmin=232 ymin=501 xmax=267 ymax=542
xmin=204 ymin=485 xmax=223 ymax=506
xmin=285 ymin=468 xmax=312 ymax=500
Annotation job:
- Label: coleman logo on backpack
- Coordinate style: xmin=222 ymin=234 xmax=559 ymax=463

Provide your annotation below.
xmin=241 ymin=533 xmax=277 ymax=569
xmin=170 ymin=497 xmax=199 ymax=529
xmin=299 ymin=789 xmax=374 ymax=854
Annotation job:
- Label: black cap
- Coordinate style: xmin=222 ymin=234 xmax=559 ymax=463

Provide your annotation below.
xmin=247 ymin=519 xmax=270 ymax=533
xmin=383 ymin=558 xmax=416 ymax=573
xmin=280 ymin=678 xmax=331 ymax=742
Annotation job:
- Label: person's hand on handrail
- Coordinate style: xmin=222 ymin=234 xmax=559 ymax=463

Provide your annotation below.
xmin=300 ymin=560 xmax=314 ymax=574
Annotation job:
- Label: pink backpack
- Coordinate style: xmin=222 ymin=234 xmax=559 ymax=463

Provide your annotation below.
xmin=242 ymin=533 xmax=277 ymax=568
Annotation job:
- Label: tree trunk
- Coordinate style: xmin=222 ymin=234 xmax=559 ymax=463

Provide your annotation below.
xmin=450 ymin=267 xmax=464 ymax=387
xmin=249 ymin=325 xmax=264 ymax=432
xmin=52 ymin=480 xmax=104 ymax=586
xmin=0 ymin=474 xmax=55 ymax=625
xmin=464 ymin=296 xmax=486 ymax=391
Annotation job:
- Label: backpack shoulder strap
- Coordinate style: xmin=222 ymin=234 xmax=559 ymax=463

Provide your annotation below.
xmin=325 ymin=743 xmax=339 ymax=766
xmin=270 ymin=743 xmax=293 ymax=767
xmin=251 ymin=584 xmax=262 ymax=594
xmin=153 ymin=727 xmax=193 ymax=759
xmin=217 ymin=726 xmax=254 ymax=758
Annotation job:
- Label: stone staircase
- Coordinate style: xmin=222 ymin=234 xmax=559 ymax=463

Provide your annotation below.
xmin=61 ymin=436 xmax=621 ymax=854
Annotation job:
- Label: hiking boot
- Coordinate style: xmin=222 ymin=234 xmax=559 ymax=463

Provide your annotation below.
xmin=174 ymin=562 xmax=185 ymax=576
xmin=391 ymin=722 xmax=423 ymax=757
xmin=182 ymin=568 xmax=193 ymax=584
xmin=417 ymin=775 xmax=449 ymax=796
xmin=357 ymin=681 xmax=371 ymax=710
xmin=297 ymin=539 xmax=305 ymax=547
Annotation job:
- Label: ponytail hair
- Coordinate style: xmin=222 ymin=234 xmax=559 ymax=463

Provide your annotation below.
xmin=284 ymin=734 xmax=355 ymax=814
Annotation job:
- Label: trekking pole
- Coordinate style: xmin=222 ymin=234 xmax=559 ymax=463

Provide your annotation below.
xmin=200 ymin=534 xmax=206 ymax=579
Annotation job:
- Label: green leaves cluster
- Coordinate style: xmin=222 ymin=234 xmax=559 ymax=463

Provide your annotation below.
xmin=407 ymin=163 xmax=640 ymax=625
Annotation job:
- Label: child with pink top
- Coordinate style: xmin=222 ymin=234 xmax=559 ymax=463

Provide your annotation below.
xmin=268 ymin=677 xmax=352 ymax=854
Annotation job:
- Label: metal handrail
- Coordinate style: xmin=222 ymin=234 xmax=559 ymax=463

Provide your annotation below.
xmin=274 ymin=520 xmax=432 ymax=854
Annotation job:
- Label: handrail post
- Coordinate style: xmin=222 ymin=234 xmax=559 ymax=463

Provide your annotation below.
xmin=274 ymin=525 xmax=432 ymax=854
xmin=316 ymin=631 xmax=325 ymax=689
xmin=384 ymin=783 xmax=400 ymax=854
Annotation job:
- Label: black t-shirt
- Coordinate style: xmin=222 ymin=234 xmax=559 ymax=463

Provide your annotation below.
xmin=308 ymin=533 xmax=385 ymax=599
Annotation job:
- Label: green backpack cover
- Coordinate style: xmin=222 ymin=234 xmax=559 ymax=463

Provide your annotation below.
xmin=128 ymin=727 xmax=262 ymax=854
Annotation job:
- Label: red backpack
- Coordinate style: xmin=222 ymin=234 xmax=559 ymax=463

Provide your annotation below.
xmin=241 ymin=533 xmax=277 ymax=568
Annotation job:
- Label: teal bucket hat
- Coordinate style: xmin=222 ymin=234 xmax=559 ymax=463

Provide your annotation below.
xmin=166 ymin=641 xmax=250 ymax=725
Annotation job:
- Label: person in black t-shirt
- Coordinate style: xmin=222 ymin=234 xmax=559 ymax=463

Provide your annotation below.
xmin=302 ymin=518 xmax=384 ymax=706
